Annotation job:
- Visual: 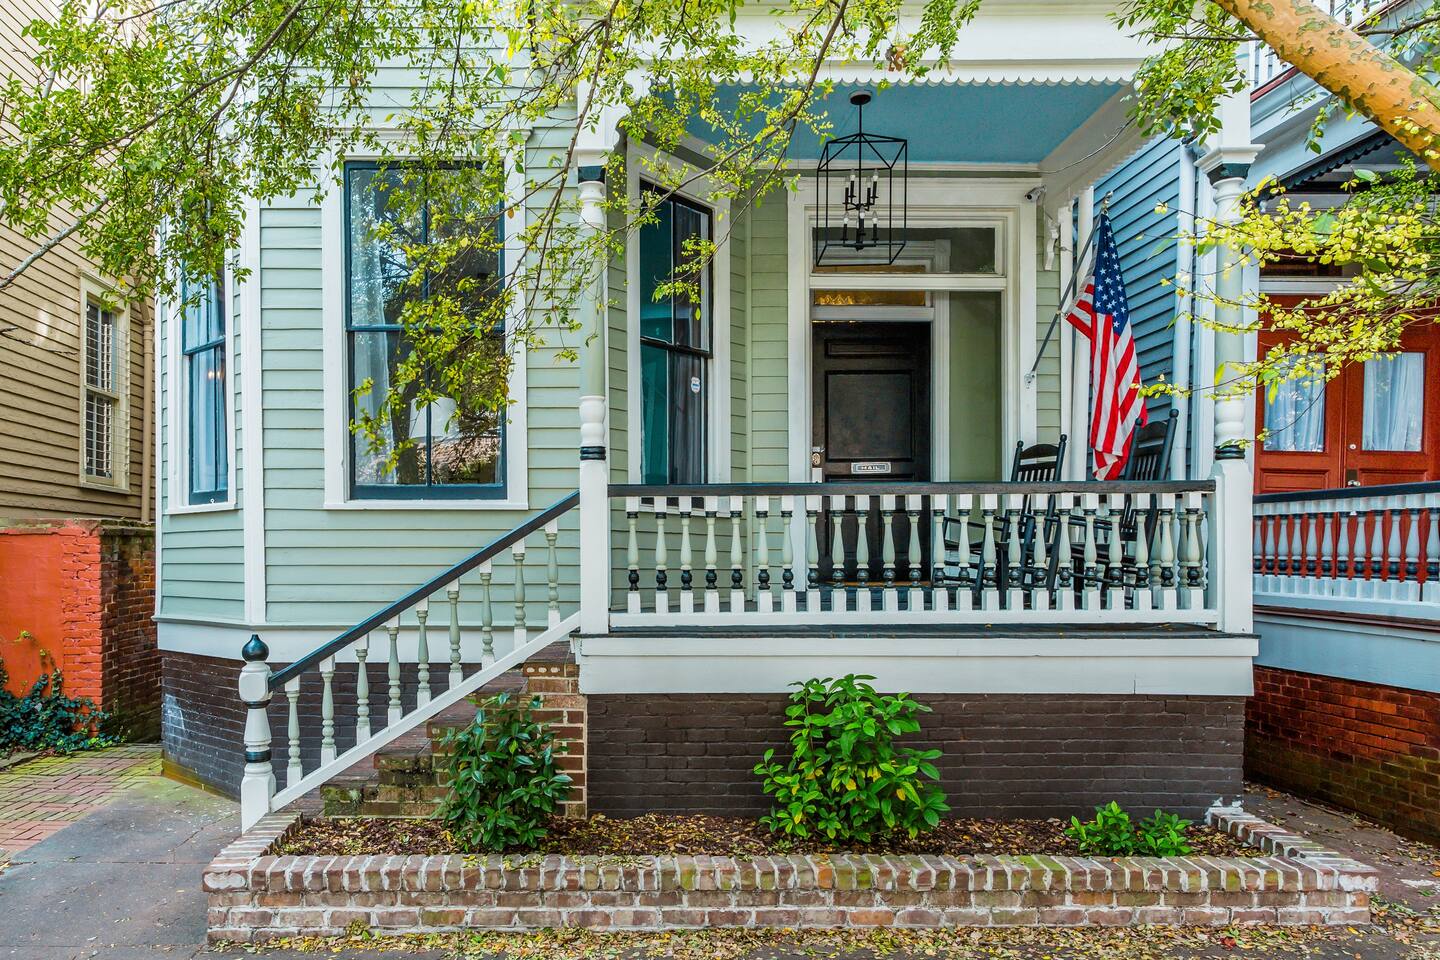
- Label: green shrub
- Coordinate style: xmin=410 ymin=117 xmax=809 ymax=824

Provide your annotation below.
xmin=0 ymin=646 xmax=114 ymax=754
xmin=754 ymin=674 xmax=948 ymax=843
xmin=438 ymin=692 xmax=571 ymax=852
xmin=1066 ymin=801 xmax=1193 ymax=856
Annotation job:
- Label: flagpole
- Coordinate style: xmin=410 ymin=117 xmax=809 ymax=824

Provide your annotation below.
xmin=1024 ymin=202 xmax=1106 ymax=384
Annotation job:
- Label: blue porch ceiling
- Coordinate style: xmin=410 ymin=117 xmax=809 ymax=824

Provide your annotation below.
xmin=701 ymin=82 xmax=1125 ymax=164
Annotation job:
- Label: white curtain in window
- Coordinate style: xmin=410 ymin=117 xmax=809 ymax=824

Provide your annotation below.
xmin=1264 ymin=360 xmax=1326 ymax=452
xmin=1362 ymin=352 xmax=1425 ymax=451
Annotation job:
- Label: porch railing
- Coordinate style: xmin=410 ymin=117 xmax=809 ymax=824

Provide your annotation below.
xmin=1253 ymin=482 xmax=1440 ymax=615
xmin=237 ymin=491 xmax=580 ymax=829
xmin=608 ymin=481 xmax=1220 ymax=626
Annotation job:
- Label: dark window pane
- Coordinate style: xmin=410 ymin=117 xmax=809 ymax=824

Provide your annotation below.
xmin=671 ymin=201 xmax=709 ymax=349
xmin=668 ymin=350 xmax=705 ymax=484
xmin=188 ymin=346 xmax=227 ymax=499
xmin=350 ymin=328 xmax=427 ymax=487
xmin=639 ymin=200 xmax=673 ymax=342
xmin=348 ymin=167 xmax=422 ymax=329
xmin=640 ymin=342 xmax=670 ymax=484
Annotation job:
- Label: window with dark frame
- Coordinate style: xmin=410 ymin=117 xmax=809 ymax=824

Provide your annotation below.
xmin=83 ymin=299 xmax=120 ymax=481
xmin=345 ymin=162 xmax=507 ymax=499
xmin=639 ymin=185 xmax=712 ymax=485
xmin=182 ymin=278 xmax=228 ymax=504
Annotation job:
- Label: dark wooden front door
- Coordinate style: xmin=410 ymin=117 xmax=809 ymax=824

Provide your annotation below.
xmin=812 ymin=322 xmax=931 ymax=583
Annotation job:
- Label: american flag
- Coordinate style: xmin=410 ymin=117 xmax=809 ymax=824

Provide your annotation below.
xmin=1065 ymin=213 xmax=1147 ymax=480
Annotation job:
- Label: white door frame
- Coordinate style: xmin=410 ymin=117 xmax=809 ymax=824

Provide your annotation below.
xmin=785 ymin=177 xmax=1040 ymax=482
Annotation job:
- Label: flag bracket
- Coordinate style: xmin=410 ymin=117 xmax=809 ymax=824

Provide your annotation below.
xmin=1025 ymin=194 xmax=1111 ymax=384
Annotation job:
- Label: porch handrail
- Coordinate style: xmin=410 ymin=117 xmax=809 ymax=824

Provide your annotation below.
xmin=613 ymin=480 xmax=1215 ymax=498
xmin=1255 ymin=480 xmax=1440 ymax=505
xmin=269 ymin=490 xmax=578 ymax=689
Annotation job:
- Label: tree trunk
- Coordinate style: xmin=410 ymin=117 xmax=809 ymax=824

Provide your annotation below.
xmin=1216 ymin=0 xmax=1440 ymax=173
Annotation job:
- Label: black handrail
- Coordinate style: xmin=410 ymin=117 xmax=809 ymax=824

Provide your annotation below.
xmin=611 ymin=480 xmax=1216 ymax=498
xmin=1255 ymin=481 xmax=1440 ymax=505
xmin=268 ymin=490 xmax=580 ymax=689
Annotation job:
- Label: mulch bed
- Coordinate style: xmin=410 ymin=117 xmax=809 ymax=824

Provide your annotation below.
xmin=275 ymin=813 xmax=1262 ymax=858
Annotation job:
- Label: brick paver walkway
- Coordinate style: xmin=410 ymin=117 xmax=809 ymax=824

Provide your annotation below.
xmin=0 ymin=744 xmax=159 ymax=868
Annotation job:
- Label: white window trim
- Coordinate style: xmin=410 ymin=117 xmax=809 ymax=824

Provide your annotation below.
xmin=625 ymin=140 xmax=733 ymax=483
xmin=77 ymin=273 xmax=133 ymax=493
xmin=785 ymin=177 xmax=1038 ymax=483
xmin=321 ymin=148 xmax=530 ymax=510
xmin=164 ymin=264 xmax=238 ymax=515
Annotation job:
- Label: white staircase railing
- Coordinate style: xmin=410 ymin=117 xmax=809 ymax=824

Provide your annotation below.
xmin=238 ymin=492 xmax=579 ymax=829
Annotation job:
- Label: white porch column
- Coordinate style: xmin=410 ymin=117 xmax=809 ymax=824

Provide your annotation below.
xmin=1198 ymin=90 xmax=1261 ymax=635
xmin=577 ymin=157 xmax=612 ymax=637
xmin=1068 ymin=188 xmax=1094 ymax=479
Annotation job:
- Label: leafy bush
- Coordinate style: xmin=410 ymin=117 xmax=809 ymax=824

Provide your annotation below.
xmin=754 ymin=674 xmax=948 ymax=843
xmin=0 ymin=645 xmax=114 ymax=754
xmin=438 ymin=692 xmax=571 ymax=852
xmin=1066 ymin=801 xmax=1192 ymax=856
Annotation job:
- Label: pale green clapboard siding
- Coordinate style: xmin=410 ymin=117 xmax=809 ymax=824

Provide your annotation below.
xmin=949 ymin=293 xmax=1003 ymax=481
xmin=1034 ymin=215 xmax=1063 ymax=443
xmin=746 ymin=191 xmax=790 ymax=482
xmin=157 ymin=242 xmax=246 ymax=621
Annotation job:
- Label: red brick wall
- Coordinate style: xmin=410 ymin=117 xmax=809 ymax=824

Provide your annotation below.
xmin=0 ymin=520 xmax=158 ymax=739
xmin=1246 ymin=666 xmax=1440 ymax=845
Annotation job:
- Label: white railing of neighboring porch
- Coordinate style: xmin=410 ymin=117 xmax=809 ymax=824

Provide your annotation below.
xmin=238 ymin=492 xmax=580 ymax=830
xmin=1253 ymin=482 xmax=1440 ymax=615
xmin=607 ymin=481 xmax=1222 ymax=626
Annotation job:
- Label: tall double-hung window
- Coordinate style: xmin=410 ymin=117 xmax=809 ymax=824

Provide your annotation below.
xmin=639 ymin=186 xmax=712 ymax=484
xmin=181 ymin=279 xmax=228 ymax=503
xmin=82 ymin=297 xmax=125 ymax=484
xmin=345 ymin=163 xmax=506 ymax=498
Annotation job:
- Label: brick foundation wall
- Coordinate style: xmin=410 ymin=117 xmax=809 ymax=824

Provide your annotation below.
xmin=1246 ymin=666 xmax=1440 ymax=845
xmin=205 ymin=807 xmax=1377 ymax=941
xmin=0 ymin=520 xmax=157 ymax=738
xmin=520 ymin=661 xmax=587 ymax=818
xmin=588 ymin=694 xmax=1245 ymax=820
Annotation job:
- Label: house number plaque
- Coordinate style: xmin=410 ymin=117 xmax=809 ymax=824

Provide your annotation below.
xmin=852 ymin=461 xmax=893 ymax=475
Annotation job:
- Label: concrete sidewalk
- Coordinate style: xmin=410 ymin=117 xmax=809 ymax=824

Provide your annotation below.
xmin=0 ymin=746 xmax=1435 ymax=960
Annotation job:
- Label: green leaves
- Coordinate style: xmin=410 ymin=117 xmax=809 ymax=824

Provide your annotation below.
xmin=1064 ymin=802 xmax=1192 ymax=857
xmin=438 ymin=692 xmax=571 ymax=852
xmin=753 ymin=675 xmax=948 ymax=845
xmin=0 ymin=648 xmax=115 ymax=753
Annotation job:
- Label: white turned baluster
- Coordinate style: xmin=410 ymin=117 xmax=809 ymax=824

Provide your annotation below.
xmin=625 ymin=498 xmax=642 ymax=614
xmin=1253 ymin=510 xmax=1264 ymax=575
xmin=386 ymin=620 xmax=401 ymax=724
xmin=829 ymin=495 xmax=847 ymax=609
xmin=755 ymin=496 xmax=773 ymax=613
xmin=906 ymin=494 xmax=923 ymax=611
xmin=1387 ymin=507 xmax=1403 ymax=582
xmin=354 ymin=633 xmax=372 ymax=743
xmin=980 ymin=494 xmax=999 ymax=612
xmin=414 ymin=599 xmax=431 ymax=708
xmin=1335 ymin=510 xmax=1352 ymax=579
xmin=1181 ymin=494 xmax=1203 ymax=609
xmin=478 ymin=561 xmax=495 ymax=662
xmin=805 ymin=496 xmax=822 ymax=612
xmin=1103 ymin=494 xmax=1123 ymax=604
xmin=855 ymin=496 xmax=872 ymax=612
xmin=319 ymin=656 xmax=336 ymax=765
xmin=654 ymin=500 xmax=669 ymax=616
xmin=1369 ymin=507 xmax=1385 ymax=579
xmin=953 ymin=495 xmax=973 ymax=611
xmin=729 ymin=497 xmax=745 ymax=613
xmin=1404 ymin=506 xmax=1422 ymax=584
xmin=511 ymin=541 xmax=527 ymax=648
xmin=1319 ymin=510 xmax=1335 ymax=581
xmin=781 ymin=497 xmax=797 ymax=613
xmin=1289 ymin=509 xmax=1304 ymax=577
xmin=881 ymin=495 xmax=899 ymax=613
xmin=931 ymin=494 xmax=950 ymax=613
xmin=679 ymin=500 xmax=695 ymax=614
xmin=1304 ymin=509 xmax=1319 ymax=579
xmin=1263 ymin=512 xmax=1277 ymax=575
xmin=1156 ymin=496 xmax=1177 ymax=610
xmin=1080 ymin=494 xmax=1100 ymax=611
xmin=1131 ymin=494 xmax=1151 ymax=613
xmin=1275 ymin=512 xmax=1290 ymax=581
xmin=545 ymin=521 xmax=561 ymax=628
xmin=447 ymin=586 xmax=462 ymax=688
xmin=1032 ymin=496 xmax=1051 ymax=612
xmin=284 ymin=677 xmax=301 ymax=787
xmin=704 ymin=497 xmax=720 ymax=614
xmin=1426 ymin=502 xmax=1440 ymax=599
xmin=1005 ymin=493 xmax=1024 ymax=610
xmin=1055 ymin=495 xmax=1074 ymax=612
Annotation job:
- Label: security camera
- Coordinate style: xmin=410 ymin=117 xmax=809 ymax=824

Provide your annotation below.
xmin=1023 ymin=186 xmax=1045 ymax=203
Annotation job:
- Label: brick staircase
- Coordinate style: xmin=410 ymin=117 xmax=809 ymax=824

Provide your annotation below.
xmin=318 ymin=660 xmax=585 ymax=819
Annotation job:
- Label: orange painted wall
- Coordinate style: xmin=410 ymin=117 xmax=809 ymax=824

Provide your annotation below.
xmin=0 ymin=522 xmax=103 ymax=699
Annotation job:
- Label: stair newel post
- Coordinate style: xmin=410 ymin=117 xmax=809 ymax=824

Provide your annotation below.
xmin=654 ymin=499 xmax=669 ymax=616
xmin=979 ymin=494 xmax=998 ymax=612
xmin=238 ymin=635 xmax=275 ymax=831
xmin=546 ymin=521 xmax=562 ymax=628
xmin=704 ymin=496 xmax=720 ymax=614
xmin=478 ymin=561 xmax=495 ymax=662
xmin=755 ymin=496 xmax=772 ymax=613
xmin=386 ymin=620 xmax=402 ymax=725
xmin=319 ymin=656 xmax=336 ymax=765
xmin=511 ymin=541 xmax=528 ymax=649
xmin=625 ymin=498 xmax=642 ymax=614
xmin=284 ymin=677 xmax=301 ymax=787
xmin=414 ymin=598 xmax=431 ymax=708
xmin=679 ymin=500 xmax=695 ymax=614
xmin=446 ymin=587 xmax=462 ymax=688
xmin=805 ymin=496 xmax=822 ymax=613
xmin=931 ymin=494 xmax=950 ymax=613
xmin=729 ymin=496 xmax=745 ymax=613
xmin=354 ymin=632 xmax=372 ymax=743
xmin=1055 ymin=495 xmax=1074 ymax=612
xmin=880 ymin=494 xmax=898 ymax=611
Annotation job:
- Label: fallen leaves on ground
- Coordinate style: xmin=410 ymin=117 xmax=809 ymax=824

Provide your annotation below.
xmin=274 ymin=813 xmax=1260 ymax=859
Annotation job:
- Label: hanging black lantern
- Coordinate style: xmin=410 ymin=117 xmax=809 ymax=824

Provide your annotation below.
xmin=814 ymin=90 xmax=907 ymax=266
